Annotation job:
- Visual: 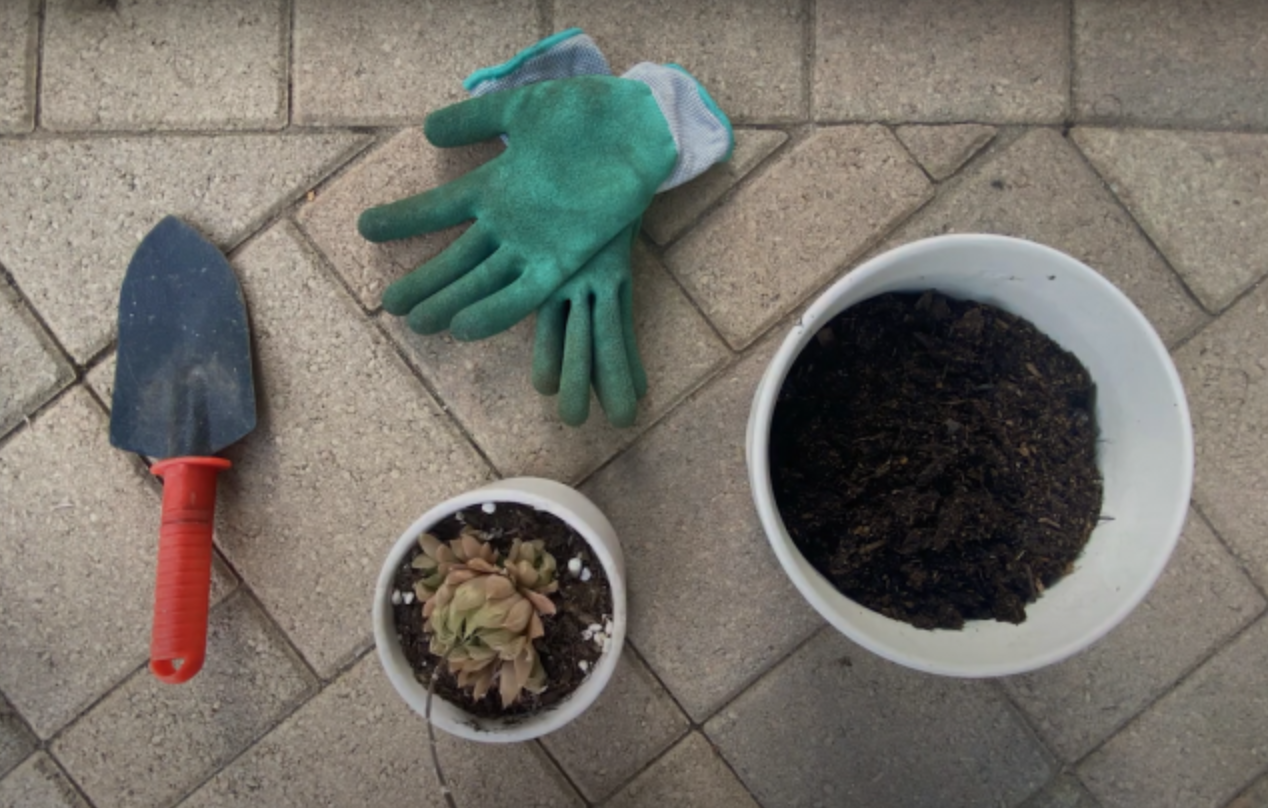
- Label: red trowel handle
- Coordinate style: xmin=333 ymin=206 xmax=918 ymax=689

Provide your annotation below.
xmin=148 ymin=457 xmax=230 ymax=684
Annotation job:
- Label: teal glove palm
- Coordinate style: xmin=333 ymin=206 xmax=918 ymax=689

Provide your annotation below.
xmin=533 ymin=220 xmax=647 ymax=427
xmin=359 ymin=74 xmax=682 ymax=341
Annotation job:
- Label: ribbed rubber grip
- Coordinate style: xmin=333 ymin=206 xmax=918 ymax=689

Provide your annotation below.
xmin=148 ymin=457 xmax=230 ymax=684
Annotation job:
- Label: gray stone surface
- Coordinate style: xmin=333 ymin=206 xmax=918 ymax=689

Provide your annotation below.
xmin=644 ymin=129 xmax=788 ymax=246
xmin=1002 ymin=511 xmax=1265 ymax=762
xmin=383 ymin=240 xmax=729 ymax=483
xmin=1073 ymin=0 xmax=1268 ymax=128
xmin=179 ymin=654 xmax=582 ymax=808
xmin=0 ymin=698 xmax=35 ymax=780
xmin=0 ymin=388 xmax=218 ymax=738
xmin=879 ymin=129 xmax=1208 ymax=347
xmin=1228 ymin=772 xmax=1268 ymax=808
xmin=1078 ymin=616 xmax=1268 ymax=808
xmin=0 ymin=132 xmax=368 ymax=362
xmin=1173 ymin=282 xmax=1268 ymax=592
xmin=0 ymin=0 xmax=36 ymax=134
xmin=298 ymin=128 xmax=503 ymax=309
xmin=0 ymin=284 xmax=73 ymax=439
xmin=52 ymin=594 xmax=313 ymax=808
xmin=1074 ymin=128 xmax=1268 ymax=313
xmin=815 ymin=0 xmax=1068 ymax=123
xmin=556 ymin=0 xmax=806 ymax=123
xmin=1023 ymin=774 xmax=1102 ymax=808
xmin=665 ymin=126 xmax=932 ymax=349
xmin=896 ymin=124 xmax=998 ymax=181
xmin=541 ymin=651 xmax=689 ymax=803
xmin=293 ymin=0 xmax=536 ymax=126
xmin=212 ymin=223 xmax=491 ymax=677
xmin=0 ymin=754 xmax=88 ymax=808
xmin=605 ymin=732 xmax=760 ymax=808
xmin=41 ymin=0 xmax=286 ymax=131
xmin=582 ymin=341 xmax=823 ymax=720
xmin=706 ymin=629 xmax=1054 ymax=808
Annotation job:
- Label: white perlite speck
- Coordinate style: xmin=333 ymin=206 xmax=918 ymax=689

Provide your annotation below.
xmin=403 ymin=592 xmax=415 ymax=605
xmin=580 ymin=566 xmax=592 ymax=582
xmin=567 ymin=557 xmax=583 ymax=577
xmin=481 ymin=502 xmax=496 ymax=514
xmin=578 ymin=660 xmax=590 ymax=672
xmin=390 ymin=590 xmax=402 ymax=605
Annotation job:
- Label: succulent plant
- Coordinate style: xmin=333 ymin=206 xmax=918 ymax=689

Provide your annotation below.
xmin=412 ymin=528 xmax=560 ymax=708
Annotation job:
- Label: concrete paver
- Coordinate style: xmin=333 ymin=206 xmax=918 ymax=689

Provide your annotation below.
xmin=815 ymin=0 xmax=1068 ymax=123
xmin=582 ymin=340 xmax=824 ymax=721
xmin=0 ymin=133 xmax=368 ymax=362
xmin=1074 ymin=128 xmax=1268 ymax=313
xmin=51 ymin=594 xmax=315 ymax=808
xmin=0 ymin=754 xmax=88 ymax=808
xmin=878 ymin=129 xmax=1208 ymax=347
xmin=1228 ymin=772 xmax=1268 ymax=808
xmin=0 ymin=697 xmax=35 ymax=781
xmin=896 ymin=124 xmax=998 ymax=181
xmin=1022 ymin=774 xmax=1102 ymax=808
xmin=1174 ymin=281 xmax=1268 ymax=592
xmin=178 ymin=654 xmax=582 ymax=808
xmin=556 ymin=0 xmax=806 ymax=123
xmin=0 ymin=284 xmax=72 ymax=439
xmin=1073 ymin=0 xmax=1268 ymax=128
xmin=604 ymin=732 xmax=760 ymax=808
xmin=1078 ymin=616 xmax=1268 ymax=808
xmin=1002 ymin=511 xmax=1265 ymax=761
xmin=644 ymin=129 xmax=788 ymax=246
xmin=706 ymin=628 xmax=1054 ymax=808
xmin=540 ymin=651 xmax=689 ymax=803
xmin=41 ymin=0 xmax=286 ymax=131
xmin=666 ymin=125 xmax=931 ymax=350
xmin=211 ymin=223 xmax=491 ymax=677
xmin=0 ymin=0 xmax=36 ymax=134
xmin=382 ymin=240 xmax=729 ymax=483
xmin=293 ymin=0 xmax=536 ymax=126
xmin=0 ymin=388 xmax=225 ymax=738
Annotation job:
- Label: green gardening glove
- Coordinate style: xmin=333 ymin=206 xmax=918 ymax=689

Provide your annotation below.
xmin=533 ymin=220 xmax=647 ymax=428
xmin=358 ymin=61 xmax=732 ymax=342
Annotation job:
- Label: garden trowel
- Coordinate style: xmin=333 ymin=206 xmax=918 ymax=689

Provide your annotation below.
xmin=109 ymin=216 xmax=256 ymax=684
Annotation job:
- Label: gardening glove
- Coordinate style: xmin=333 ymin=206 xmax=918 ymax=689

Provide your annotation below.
xmin=532 ymin=220 xmax=647 ymax=427
xmin=358 ymin=39 xmax=733 ymax=343
xmin=461 ymin=30 xmax=652 ymax=428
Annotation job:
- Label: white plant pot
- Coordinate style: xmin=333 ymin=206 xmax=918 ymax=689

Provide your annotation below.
xmin=373 ymin=477 xmax=627 ymax=742
xmin=747 ymin=234 xmax=1193 ymax=677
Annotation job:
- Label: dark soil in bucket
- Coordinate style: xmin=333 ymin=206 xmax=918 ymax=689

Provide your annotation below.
xmin=391 ymin=503 xmax=613 ymax=721
xmin=770 ymin=291 xmax=1103 ymax=630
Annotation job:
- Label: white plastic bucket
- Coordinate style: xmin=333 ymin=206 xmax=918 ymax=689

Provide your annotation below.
xmin=747 ymin=234 xmax=1193 ymax=677
xmin=373 ymin=477 xmax=627 ymax=742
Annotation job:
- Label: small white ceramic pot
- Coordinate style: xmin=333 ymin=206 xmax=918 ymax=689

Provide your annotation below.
xmin=747 ymin=234 xmax=1193 ymax=677
xmin=373 ymin=477 xmax=626 ymax=742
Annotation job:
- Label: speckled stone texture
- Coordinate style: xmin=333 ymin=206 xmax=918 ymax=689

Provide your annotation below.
xmin=0 ymin=0 xmax=36 ymax=134
xmin=0 ymin=284 xmax=72 ymax=438
xmin=896 ymin=124 xmax=998 ymax=181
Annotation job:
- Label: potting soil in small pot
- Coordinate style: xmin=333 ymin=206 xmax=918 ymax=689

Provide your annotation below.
xmin=391 ymin=503 xmax=614 ymax=720
xmin=771 ymin=291 xmax=1103 ymax=630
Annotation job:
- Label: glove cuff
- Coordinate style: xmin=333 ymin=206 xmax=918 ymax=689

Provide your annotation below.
xmin=622 ymin=63 xmax=735 ymax=192
xmin=464 ymin=28 xmax=613 ymax=97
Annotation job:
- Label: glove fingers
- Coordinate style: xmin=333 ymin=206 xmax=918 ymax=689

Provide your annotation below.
xmin=357 ymin=164 xmax=488 ymax=243
xmin=406 ymin=249 xmax=519 ymax=335
xmin=425 ymin=90 xmax=516 ymax=148
xmin=381 ymin=223 xmax=496 ymax=316
xmin=532 ymin=295 xmax=567 ymax=396
xmin=557 ymin=294 xmax=593 ymax=427
xmin=449 ymin=269 xmax=554 ymax=342
xmin=593 ymin=287 xmax=640 ymax=428
xmin=619 ymin=277 xmax=649 ymax=400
